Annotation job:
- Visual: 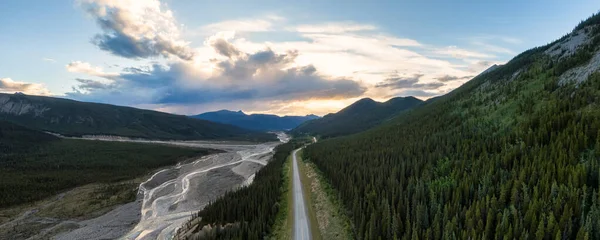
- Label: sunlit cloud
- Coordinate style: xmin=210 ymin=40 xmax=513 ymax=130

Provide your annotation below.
xmin=67 ymin=0 xmax=513 ymax=115
xmin=78 ymin=0 xmax=195 ymax=60
xmin=0 ymin=78 xmax=52 ymax=95
xmin=196 ymin=15 xmax=284 ymax=36
xmin=293 ymin=22 xmax=377 ymax=33
xmin=432 ymin=46 xmax=496 ymax=59
xmin=66 ymin=61 xmax=120 ymax=79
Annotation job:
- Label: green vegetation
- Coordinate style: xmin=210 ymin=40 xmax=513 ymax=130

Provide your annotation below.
xmin=0 ymin=121 xmax=216 ymax=208
xmin=300 ymin=150 xmax=352 ymax=240
xmin=292 ymin=97 xmax=422 ymax=138
xmin=270 ymin=154 xmax=293 ymax=240
xmin=192 ymin=110 xmax=319 ymax=131
xmin=0 ymin=93 xmax=274 ymax=141
xmin=304 ymin=19 xmax=600 ymax=239
xmin=176 ymin=137 xmax=312 ymax=240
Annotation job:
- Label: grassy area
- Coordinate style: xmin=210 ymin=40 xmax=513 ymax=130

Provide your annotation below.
xmin=269 ymin=155 xmax=293 ymax=239
xmin=299 ymin=150 xmax=353 ymax=240
xmin=0 ymin=138 xmax=217 ymax=208
xmin=296 ymin=149 xmax=323 ymax=240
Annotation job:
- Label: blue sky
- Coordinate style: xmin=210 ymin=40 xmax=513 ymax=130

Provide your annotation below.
xmin=0 ymin=0 xmax=598 ymax=115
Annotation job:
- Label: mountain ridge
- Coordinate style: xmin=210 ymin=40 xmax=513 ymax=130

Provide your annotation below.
xmin=0 ymin=93 xmax=274 ymax=141
xmin=292 ymin=96 xmax=423 ymax=138
xmin=191 ymin=110 xmax=319 ymax=131
xmin=304 ymin=13 xmax=600 ymax=239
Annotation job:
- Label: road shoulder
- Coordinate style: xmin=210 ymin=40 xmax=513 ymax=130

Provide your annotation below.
xmin=270 ymin=154 xmax=293 ymax=239
xmin=296 ymin=149 xmax=323 ymax=240
xmin=299 ymin=150 xmax=353 ymax=240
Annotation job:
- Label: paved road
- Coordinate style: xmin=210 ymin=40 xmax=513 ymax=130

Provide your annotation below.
xmin=292 ymin=148 xmax=311 ymax=240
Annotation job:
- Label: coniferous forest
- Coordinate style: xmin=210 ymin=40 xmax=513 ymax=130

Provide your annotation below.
xmin=304 ymin=15 xmax=600 ymax=240
xmin=177 ymin=138 xmax=311 ymax=239
xmin=0 ymin=121 xmax=216 ymax=208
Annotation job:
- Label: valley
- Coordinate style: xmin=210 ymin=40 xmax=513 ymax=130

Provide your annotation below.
xmin=0 ymin=131 xmax=287 ymax=240
xmin=3 ymin=2 xmax=600 ymax=240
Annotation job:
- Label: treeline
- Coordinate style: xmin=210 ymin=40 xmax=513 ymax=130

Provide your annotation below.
xmin=0 ymin=122 xmax=215 ymax=207
xmin=304 ymin=22 xmax=600 ymax=239
xmin=176 ymin=138 xmax=310 ymax=240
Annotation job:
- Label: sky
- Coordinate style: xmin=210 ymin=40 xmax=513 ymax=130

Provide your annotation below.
xmin=0 ymin=0 xmax=598 ymax=116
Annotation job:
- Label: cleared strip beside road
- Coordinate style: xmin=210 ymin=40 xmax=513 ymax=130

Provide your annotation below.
xmin=292 ymin=148 xmax=311 ymax=240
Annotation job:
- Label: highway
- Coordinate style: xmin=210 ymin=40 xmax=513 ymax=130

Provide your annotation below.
xmin=292 ymin=148 xmax=311 ymax=240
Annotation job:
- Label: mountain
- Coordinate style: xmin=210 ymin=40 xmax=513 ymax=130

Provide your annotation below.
xmin=303 ymin=14 xmax=600 ymax=239
xmin=191 ymin=110 xmax=319 ymax=131
xmin=292 ymin=96 xmax=423 ymax=138
xmin=0 ymin=93 xmax=274 ymax=141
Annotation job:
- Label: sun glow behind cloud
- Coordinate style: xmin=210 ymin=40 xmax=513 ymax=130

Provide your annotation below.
xmin=56 ymin=0 xmax=513 ymax=116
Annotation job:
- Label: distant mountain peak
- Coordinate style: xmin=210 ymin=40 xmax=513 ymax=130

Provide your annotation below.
xmin=191 ymin=109 xmax=320 ymax=131
xmin=292 ymin=96 xmax=423 ymax=138
xmin=481 ymin=64 xmax=500 ymax=75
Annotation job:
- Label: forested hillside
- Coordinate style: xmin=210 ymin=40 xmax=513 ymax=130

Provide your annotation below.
xmin=292 ymin=96 xmax=422 ymax=138
xmin=0 ymin=93 xmax=274 ymax=141
xmin=0 ymin=121 xmax=216 ymax=207
xmin=304 ymin=14 xmax=600 ymax=239
xmin=191 ymin=110 xmax=319 ymax=131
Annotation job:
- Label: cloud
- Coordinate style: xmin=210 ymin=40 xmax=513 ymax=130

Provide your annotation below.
xmin=0 ymin=78 xmax=51 ymax=96
xmin=200 ymin=17 xmax=281 ymax=35
xmin=67 ymin=2 xmax=513 ymax=115
xmin=42 ymin=58 xmax=56 ymax=63
xmin=471 ymin=41 xmax=515 ymax=54
xmin=67 ymin=36 xmax=366 ymax=106
xmin=208 ymin=37 xmax=242 ymax=58
xmin=293 ymin=22 xmax=377 ymax=33
xmin=375 ymin=73 xmax=444 ymax=90
xmin=435 ymin=75 xmax=474 ymax=82
xmin=79 ymin=0 xmax=195 ymax=60
xmin=66 ymin=61 xmax=119 ymax=79
xmin=433 ymin=46 xmax=495 ymax=59
xmin=74 ymin=78 xmax=114 ymax=91
xmin=395 ymin=89 xmax=440 ymax=98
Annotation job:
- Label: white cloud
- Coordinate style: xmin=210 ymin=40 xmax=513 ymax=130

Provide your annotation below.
xmin=0 ymin=78 xmax=51 ymax=96
xmin=471 ymin=41 xmax=515 ymax=54
xmin=67 ymin=36 xmax=366 ymax=106
xmin=42 ymin=58 xmax=56 ymax=63
xmin=69 ymin=0 xmax=512 ymax=115
xmin=78 ymin=0 xmax=195 ymax=60
xmin=186 ymin=15 xmax=285 ymax=38
xmin=66 ymin=61 xmax=119 ymax=79
xmin=293 ymin=22 xmax=377 ymax=33
xmin=432 ymin=46 xmax=496 ymax=59
xmin=202 ymin=19 xmax=275 ymax=34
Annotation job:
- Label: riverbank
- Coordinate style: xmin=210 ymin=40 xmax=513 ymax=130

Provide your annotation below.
xmin=0 ymin=133 xmax=285 ymax=240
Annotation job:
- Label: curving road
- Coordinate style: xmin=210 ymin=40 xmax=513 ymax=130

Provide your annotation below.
xmin=292 ymin=148 xmax=311 ymax=240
